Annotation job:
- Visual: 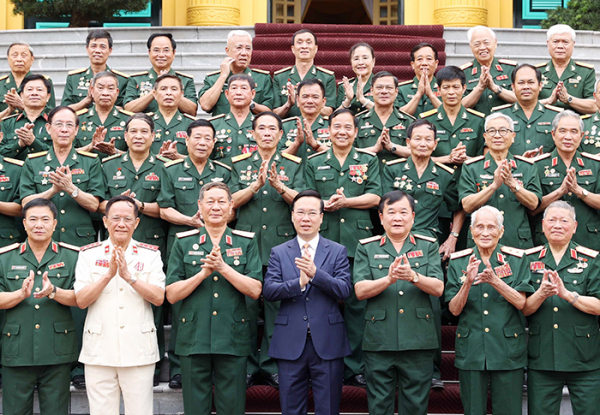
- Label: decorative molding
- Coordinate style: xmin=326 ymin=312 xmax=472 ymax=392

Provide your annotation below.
xmin=187 ymin=7 xmax=240 ymax=26
xmin=434 ymin=7 xmax=487 ymax=26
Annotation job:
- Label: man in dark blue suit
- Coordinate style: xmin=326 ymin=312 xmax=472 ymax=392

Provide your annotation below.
xmin=264 ymin=190 xmax=352 ymax=415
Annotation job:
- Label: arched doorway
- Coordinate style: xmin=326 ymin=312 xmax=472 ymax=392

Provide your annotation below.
xmin=272 ymin=0 xmax=401 ymax=25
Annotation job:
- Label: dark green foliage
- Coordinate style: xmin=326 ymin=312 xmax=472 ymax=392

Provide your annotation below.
xmin=542 ymin=0 xmax=600 ymax=31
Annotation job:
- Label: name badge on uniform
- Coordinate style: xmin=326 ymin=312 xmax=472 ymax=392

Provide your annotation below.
xmin=188 ymin=251 xmax=204 ymax=256
xmin=48 ymin=262 xmax=65 ymax=270
xmin=318 ymin=166 xmax=330 ymax=170
xmin=512 ymin=173 xmax=523 ymax=178
xmin=568 ymin=267 xmax=583 ymax=273
xmin=494 ymin=263 xmax=513 ymax=278
xmin=407 ymin=250 xmax=423 ymax=259
xmin=374 ymin=254 xmax=389 ymax=259
xmin=178 ymin=177 xmax=193 ymax=182
xmin=227 ymin=248 xmax=243 ymax=257
xmin=113 ymin=175 xmax=125 ymax=180
xmin=11 ymin=265 xmax=27 ymax=270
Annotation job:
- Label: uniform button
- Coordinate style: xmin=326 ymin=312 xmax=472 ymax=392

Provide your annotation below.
xmin=452 ymin=134 xmax=456 ymax=138
xmin=417 ymin=184 xmax=421 ymax=188
xmin=60 ymin=192 xmax=65 ymax=196
xmin=213 ymin=311 xmax=217 ymax=316
xmin=182 ymin=318 xmax=186 ymax=323
xmin=303 ymin=316 xmax=308 ymax=321
xmin=60 ymin=210 xmax=65 ymax=214
xmin=484 ymin=310 xmax=489 ymax=315
xmin=585 ymin=181 xmax=589 ymax=185
xmin=61 ymin=228 xmax=66 ymax=232
xmin=154 ymin=235 xmax=158 ymax=238
xmin=165 ymin=131 xmax=170 ymax=135
xmin=120 ymin=326 xmax=124 ymax=329
xmin=35 ymin=287 xmax=40 ymax=292
xmin=457 ymin=334 xmax=460 ymax=338
xmin=527 ymin=125 xmax=532 ymax=129
xmin=573 ymin=280 xmax=577 ymax=284
xmin=378 ymin=264 xmax=382 ymax=269
xmin=263 ymin=207 xmax=267 ymax=212
xmin=213 ymin=276 xmax=218 ymax=281
xmin=238 ymin=130 xmax=242 ymax=134
xmin=322 ymin=177 xmax=327 ymax=181
xmin=414 ymin=200 xmax=418 ymax=204
xmin=554 ymin=324 xmax=559 ymax=329
xmin=37 ymin=271 xmax=41 ymax=275
xmin=500 ymin=211 xmax=504 ymax=215
xmin=120 ymin=288 xmax=123 ymax=291
xmin=1 ymin=187 xmax=4 ymax=191
xmin=340 ymin=172 xmax=344 ymax=176
xmin=483 ymin=293 xmax=488 ymax=298
xmin=488 ymin=94 xmax=493 ymax=99
xmin=382 ymin=159 xmax=386 ymax=164
xmin=426 ymin=314 xmax=430 ymax=318
xmin=399 ymin=291 xmax=404 ymax=295
xmin=526 ymin=140 xmax=531 ymax=144
xmin=15 ymin=276 xmax=19 ymax=280
xmin=214 ymin=293 xmax=218 ymax=298
xmin=192 ymin=261 xmax=197 ymax=266
xmin=306 ymin=297 xmax=310 ymax=302
xmin=119 ymin=306 xmax=124 ymax=309
xmin=399 ymin=309 xmax=404 ymax=314
xmin=182 ymin=186 xmax=186 ymax=190
xmin=262 ymin=225 xmax=267 ymax=230
xmin=35 ymin=324 xmax=40 ymax=329
xmin=35 ymin=304 xmax=40 ymax=310
xmin=340 ymin=218 xmax=345 ymax=223
xmin=568 ymin=192 xmax=572 ymax=196
xmin=415 ymin=262 xmax=419 ymax=267
xmin=6 ymin=333 xmax=10 ymax=337
xmin=514 ymin=333 xmax=518 ymax=338
xmin=484 ymin=327 xmax=490 ymax=332
xmin=263 ymin=190 xmax=268 ymax=195
xmin=499 ymin=194 xmax=504 ymax=199
xmin=554 ymin=307 xmax=559 ymax=312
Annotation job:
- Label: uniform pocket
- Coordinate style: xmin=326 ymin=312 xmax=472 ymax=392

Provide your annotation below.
xmin=573 ymin=325 xmax=600 ymax=363
xmin=178 ymin=311 xmax=195 ymax=349
xmin=503 ymin=324 xmax=526 ymax=359
xmin=455 ymin=325 xmax=469 ymax=360
xmin=2 ymin=324 xmax=20 ymax=358
xmin=173 ymin=181 xmax=197 ymax=206
xmin=75 ymin=226 xmax=96 ymax=239
xmin=83 ymin=322 xmax=102 ymax=357
xmin=528 ymin=323 xmax=541 ymax=359
xmin=314 ymin=171 xmax=337 ymax=197
xmin=415 ymin=307 xmax=435 ymax=341
xmin=54 ymin=321 xmax=77 ymax=356
xmin=140 ymin=320 xmax=158 ymax=356
xmin=233 ymin=310 xmax=249 ymax=345
xmin=364 ymin=309 xmax=386 ymax=344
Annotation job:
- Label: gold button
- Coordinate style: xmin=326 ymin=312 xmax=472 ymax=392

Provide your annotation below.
xmin=483 ymin=293 xmax=488 ymax=298
xmin=568 ymin=192 xmax=573 ymax=196
xmin=213 ymin=276 xmax=218 ymax=281
xmin=6 ymin=333 xmax=10 ymax=337
xmin=553 ymin=307 xmax=559 ymax=312
xmin=166 ymin=131 xmax=170 ymax=135
xmin=573 ymin=280 xmax=578 ymax=284
xmin=242 ymin=319 xmax=245 ymax=322
xmin=35 ymin=304 xmax=40 ymax=310
xmin=485 ymin=327 xmax=490 ymax=332
xmin=554 ymin=324 xmax=558 ymax=329
xmin=60 ymin=192 xmax=65 ymax=196
xmin=263 ymin=190 xmax=268 ymax=195
xmin=35 ymin=287 xmax=40 ymax=292
xmin=61 ymin=228 xmax=65 ymax=232
xmin=484 ymin=310 xmax=489 ymax=315
xmin=192 ymin=261 xmax=197 ymax=266
xmin=378 ymin=264 xmax=382 ymax=269
xmin=526 ymin=140 xmax=531 ymax=144
xmin=37 ymin=271 xmax=41 ymax=275
xmin=340 ymin=218 xmax=345 ymax=223
xmin=536 ymin=279 xmax=540 ymax=283
xmin=399 ymin=291 xmax=404 ymax=295
xmin=452 ymin=134 xmax=456 ymax=138
xmin=457 ymin=334 xmax=461 ymax=338
xmin=119 ymin=306 xmax=124 ymax=309
xmin=182 ymin=318 xmax=186 ymax=323
xmin=415 ymin=262 xmax=419 ymax=267
xmin=527 ymin=125 xmax=531 ymax=129
xmin=588 ymin=334 xmax=591 ymax=338
xmin=417 ymin=184 xmax=421 ymax=188
xmin=414 ymin=200 xmax=418 ymax=204
xmin=213 ymin=311 xmax=217 ymax=316
xmin=500 ymin=211 xmax=504 ymax=215
xmin=488 ymin=94 xmax=493 ymax=99
xmin=382 ymin=159 xmax=387 ymax=164
xmin=499 ymin=194 xmax=504 ymax=199
xmin=120 ymin=326 xmax=124 ymax=329
xmin=182 ymin=186 xmax=187 ymax=190
xmin=514 ymin=333 xmax=518 ymax=338
xmin=399 ymin=309 xmax=404 ymax=314
xmin=263 ymin=207 xmax=267 ymax=212
xmin=15 ymin=276 xmax=19 ymax=280
xmin=426 ymin=314 xmax=430 ymax=319
xmin=57 ymin=273 xmax=60 ymax=277
xmin=120 ymin=288 xmax=123 ymax=291
xmin=0 ymin=187 xmax=4 ymax=191
xmin=340 ymin=172 xmax=344 ymax=176
xmin=214 ymin=293 xmax=219 ymax=298
xmin=262 ymin=225 xmax=267 ymax=230
xmin=35 ymin=324 xmax=40 ymax=329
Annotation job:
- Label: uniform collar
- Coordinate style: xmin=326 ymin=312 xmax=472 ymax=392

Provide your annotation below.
xmin=185 ymin=156 xmax=215 ymax=179
xmin=149 ymin=67 xmax=175 ymax=80
xmin=224 ymin=111 xmax=253 ymax=129
xmin=379 ymin=232 xmax=418 ymax=258
xmin=402 ymin=157 xmax=438 ymax=182
xmin=20 ymin=239 xmax=59 ymax=268
xmin=44 ymin=146 xmax=80 ymax=168
xmin=542 ymin=241 xmax=581 ymax=272
xmin=545 ymin=59 xmax=576 ymax=81
xmin=122 ymin=152 xmax=157 ymax=175
xmin=88 ymin=105 xmax=121 ymax=127
xmin=482 ymin=152 xmax=517 ymax=172
xmin=153 ymin=109 xmax=184 ymax=129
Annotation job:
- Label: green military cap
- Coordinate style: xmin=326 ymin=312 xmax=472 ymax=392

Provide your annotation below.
xmin=0 ymin=112 xmax=52 ymax=160
xmin=461 ymin=58 xmax=517 ymax=116
xmin=62 ymin=66 xmax=129 ymax=108
xmin=537 ymin=60 xmax=596 ymax=112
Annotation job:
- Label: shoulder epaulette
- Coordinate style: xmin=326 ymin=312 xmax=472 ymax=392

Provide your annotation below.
xmin=274 ymin=66 xmax=292 ymax=75
xmin=525 ymin=245 xmax=544 ymax=256
xmin=337 ymin=77 xmax=355 ymax=86
xmin=501 ymin=246 xmax=524 ymax=258
xmin=175 ymin=71 xmax=194 ymax=79
xmin=102 ymin=153 xmax=121 ymax=163
xmin=459 ymin=61 xmax=473 ymax=70
xmin=145 ymin=112 xmax=154 ymax=117
xmin=0 ymin=75 xmax=8 ymax=81
xmin=251 ymin=68 xmax=271 ymax=75
xmin=576 ymin=61 xmax=594 ymax=69
xmin=398 ymin=79 xmax=413 ymax=86
xmin=282 ymin=152 xmax=302 ymax=164
xmin=464 ymin=155 xmax=485 ymax=165
xmin=534 ymin=62 xmax=547 ymax=68
xmin=355 ymin=109 xmax=369 ymax=118
xmin=68 ymin=68 xmax=86 ymax=76
xmin=27 ymin=151 xmax=48 ymax=159
xmin=76 ymin=149 xmax=98 ymax=158
xmin=316 ymin=66 xmax=334 ymax=76
xmin=44 ymin=75 xmax=50 ymax=81
xmin=156 ymin=155 xmax=170 ymax=163
xmin=514 ymin=155 xmax=535 ymax=164
xmin=385 ymin=158 xmax=407 ymax=166
xmin=399 ymin=109 xmax=416 ymax=120
xmin=205 ymin=69 xmax=221 ymax=77
xmin=544 ymin=104 xmax=563 ymax=113
xmin=282 ymin=116 xmax=300 ymax=124
xmin=491 ymin=103 xmax=512 ymax=112
xmin=213 ymin=160 xmax=232 ymax=171
xmin=118 ymin=108 xmax=134 ymax=116
xmin=138 ymin=242 xmax=159 ymax=251
xmin=80 ymin=241 xmax=102 ymax=251
xmin=2 ymin=113 xmax=18 ymax=121
xmin=356 ymin=148 xmax=376 ymax=157
xmin=420 ymin=108 xmax=438 ymax=118
xmin=466 ymin=108 xmax=485 ymax=118
xmin=76 ymin=108 xmax=89 ymax=116
xmin=110 ymin=69 xmax=129 ymax=78
xmin=231 ymin=152 xmax=253 ymax=163
xmin=184 ymin=113 xmax=197 ymax=121
xmin=0 ymin=242 xmax=19 ymax=255
xmin=533 ymin=153 xmax=552 ymax=162
xmin=498 ymin=59 xmax=518 ymax=66
xmin=130 ymin=71 xmax=149 ymax=77
xmin=176 ymin=229 xmax=200 ymax=238
xmin=232 ymin=229 xmax=255 ymax=238
xmin=435 ymin=161 xmax=455 ymax=174
xmin=308 ymin=150 xmax=328 ymax=160
xmin=581 ymin=114 xmax=593 ymax=119
xmin=359 ymin=235 xmax=382 ymax=245
xmin=207 ymin=113 xmax=226 ymax=122
xmin=450 ymin=248 xmax=473 ymax=260
xmin=164 ymin=158 xmax=185 ymax=168
xmin=3 ymin=157 xmax=24 ymax=166
xmin=582 ymin=152 xmax=600 ymax=162
xmin=58 ymin=242 xmax=80 ymax=252
xmin=576 ymin=245 xmax=599 ymax=258
xmin=414 ymin=233 xmax=436 ymax=243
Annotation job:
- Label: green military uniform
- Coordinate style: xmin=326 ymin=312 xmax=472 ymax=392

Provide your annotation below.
xmin=199 ymin=67 xmax=273 ymax=116
xmin=0 ymin=112 xmax=51 ymax=160
xmin=305 ymin=146 xmax=382 ymax=379
xmin=580 ymin=112 xmax=600 ymax=154
xmin=272 ymin=65 xmax=337 ymax=117
xmin=396 ymin=77 xmax=439 ymax=116
xmin=0 ymin=157 xmax=24 ymax=245
xmin=61 ymin=66 xmax=129 ymax=108
xmin=525 ymin=243 xmax=600 ymax=415
xmin=166 ymin=226 xmax=262 ymax=415
xmin=232 ymin=150 xmax=304 ymax=377
xmin=281 ymin=115 xmax=330 ymax=163
xmin=446 ymin=245 xmax=533 ymax=415
xmin=355 ymin=108 xmax=415 ymax=167
xmin=336 ymin=74 xmax=374 ymax=114
xmin=123 ymin=68 xmax=196 ymax=114
xmin=354 ymin=232 xmax=442 ymax=415
xmin=533 ymin=151 xmax=600 ymax=249
xmin=75 ymin=106 xmax=132 ymax=155
xmin=461 ymin=58 xmax=517 ymax=116
xmin=460 ymin=152 xmax=542 ymax=248
xmin=149 ymin=110 xmax=195 ymax=156
xmin=536 ymin=60 xmax=596 ymax=111
xmin=0 ymin=240 xmax=79 ymax=415
xmin=0 ymin=72 xmax=56 ymax=113
xmin=492 ymin=102 xmax=561 ymax=156
xmin=20 ymin=148 xmax=105 ymax=246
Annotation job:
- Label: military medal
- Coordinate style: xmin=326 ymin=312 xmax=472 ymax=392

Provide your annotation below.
xmin=193 ymin=244 xmax=199 ymax=250
xmin=494 ymin=263 xmax=513 ymax=278
xmin=233 ymin=257 xmax=240 ymax=266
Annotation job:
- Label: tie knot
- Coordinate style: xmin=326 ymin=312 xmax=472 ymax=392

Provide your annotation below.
xmin=303 ymin=243 xmax=310 ymax=250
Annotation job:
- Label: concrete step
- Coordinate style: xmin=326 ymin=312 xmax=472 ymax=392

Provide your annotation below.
xmin=443 ymin=27 xmax=600 ymax=44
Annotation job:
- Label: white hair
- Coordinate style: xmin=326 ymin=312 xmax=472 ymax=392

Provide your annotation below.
xmin=227 ymin=30 xmax=253 ymax=42
xmin=552 ymin=110 xmax=584 ymax=132
xmin=543 ymin=201 xmax=576 ymax=222
xmin=485 ymin=113 xmax=514 ymax=131
xmin=7 ymin=42 xmax=34 ymax=57
xmin=467 ymin=26 xmax=496 ymax=43
xmin=546 ymin=24 xmax=576 ymax=42
xmin=471 ymin=205 xmax=504 ymax=229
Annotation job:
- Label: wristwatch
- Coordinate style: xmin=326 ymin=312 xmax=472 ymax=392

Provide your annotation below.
xmin=513 ymin=184 xmax=521 ymax=193
xmin=71 ymin=187 xmax=79 ymax=198
xmin=48 ymin=285 xmax=56 ymax=300
xmin=412 ymin=272 xmax=420 ymax=284
xmin=496 ymin=85 xmax=503 ymax=94
xmin=567 ymin=95 xmax=573 ymax=104
xmin=450 ymin=231 xmax=460 ymax=238
xmin=128 ymin=276 xmax=138 ymax=285
xmin=390 ymin=145 xmax=397 ymax=153
xmin=582 ymin=189 xmax=589 ymax=199
xmin=249 ymin=101 xmax=256 ymax=112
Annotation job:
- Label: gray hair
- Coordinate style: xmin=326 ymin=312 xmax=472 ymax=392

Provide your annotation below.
xmin=471 ymin=205 xmax=504 ymax=228
xmin=199 ymin=182 xmax=232 ymax=202
xmin=547 ymin=24 xmax=576 ymax=42
xmin=595 ymin=79 xmax=600 ymax=92
xmin=227 ymin=30 xmax=253 ymax=43
xmin=552 ymin=110 xmax=583 ymax=132
xmin=467 ymin=26 xmax=496 ymax=43
xmin=543 ymin=200 xmax=576 ymax=222
xmin=485 ymin=113 xmax=514 ymax=131
xmin=7 ymin=42 xmax=34 ymax=57
xmin=91 ymin=71 xmax=118 ymax=87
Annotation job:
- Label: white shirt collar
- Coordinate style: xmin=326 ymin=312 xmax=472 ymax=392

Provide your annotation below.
xmin=297 ymin=234 xmax=319 ymax=253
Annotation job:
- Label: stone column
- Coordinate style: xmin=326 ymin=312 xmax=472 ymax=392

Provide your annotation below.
xmin=187 ymin=0 xmax=240 ymax=26
xmin=433 ymin=0 xmax=487 ymax=27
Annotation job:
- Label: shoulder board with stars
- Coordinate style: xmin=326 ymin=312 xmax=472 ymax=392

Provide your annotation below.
xmin=450 ymin=248 xmax=473 ymax=260
xmin=102 ymin=153 xmax=122 ymax=163
xmin=44 ymin=75 xmax=51 ymax=80
xmin=251 ymin=68 xmax=271 ymax=75
xmin=184 ymin=114 xmax=197 ymax=121
xmin=80 ymin=241 xmax=103 ymax=251
xmin=282 ymin=116 xmax=301 ymax=124
xmin=27 ymin=151 xmax=48 ymax=159
xmin=0 ymin=242 xmax=19 ymax=255
xmin=76 ymin=149 xmax=98 ymax=158
xmin=316 ymin=66 xmax=334 ymax=76
xmin=308 ymin=149 xmax=328 ymax=160
xmin=576 ymin=245 xmax=599 ymax=258
xmin=491 ymin=103 xmax=512 ymax=112
xmin=337 ymin=76 xmax=355 ymax=86
xmin=274 ymin=66 xmax=292 ymax=75
xmin=544 ymin=104 xmax=563 ymax=113
xmin=576 ymin=61 xmax=594 ymax=69
xmin=68 ymin=68 xmax=87 ymax=76
xmin=156 ymin=155 xmax=171 ymax=163
xmin=176 ymin=229 xmax=200 ymax=239
xmin=119 ymin=108 xmax=135 ymax=116
xmin=110 ymin=69 xmax=129 ymax=78
xmin=414 ymin=233 xmax=436 ymax=243
xmin=138 ymin=242 xmax=159 ymax=251
xmin=355 ymin=109 xmax=369 ymax=118
xmin=464 ymin=155 xmax=485 ymax=165
xmin=4 ymin=157 xmax=24 ymax=166
xmin=130 ymin=71 xmax=149 ymax=77
xmin=514 ymin=155 xmax=535 ymax=164
xmin=175 ymin=71 xmax=194 ymax=79
xmin=282 ymin=152 xmax=302 ymax=164
xmin=385 ymin=158 xmax=407 ymax=166
xmin=207 ymin=113 xmax=226 ymax=122
xmin=58 ymin=242 xmax=81 ymax=252
xmin=419 ymin=108 xmax=438 ymax=118
xmin=581 ymin=114 xmax=593 ymax=120
xmin=582 ymin=152 xmax=600 ymax=162
xmin=534 ymin=62 xmax=547 ymax=68
xmin=145 ymin=112 xmax=154 ymax=117
xmin=0 ymin=75 xmax=8 ymax=81
xmin=2 ymin=113 xmax=18 ymax=120
xmin=532 ymin=153 xmax=551 ymax=163
xmin=434 ymin=161 xmax=455 ymax=174
xmin=498 ymin=59 xmax=518 ymax=66
xmin=205 ymin=69 xmax=221 ymax=77
xmin=76 ymin=108 xmax=89 ymax=116
xmin=213 ymin=160 xmax=232 ymax=171
xmin=399 ymin=109 xmax=416 ymax=120
xmin=232 ymin=229 xmax=255 ymax=239
xmin=359 ymin=235 xmax=382 ymax=245
xmin=398 ymin=79 xmax=413 ymax=87
xmin=459 ymin=61 xmax=473 ymax=70
xmin=356 ymin=148 xmax=376 ymax=157
xmin=525 ymin=245 xmax=545 ymax=256
xmin=165 ymin=158 xmax=185 ymax=168
xmin=466 ymin=108 xmax=485 ymax=118
xmin=231 ymin=152 xmax=253 ymax=163
xmin=501 ymin=246 xmax=524 ymax=258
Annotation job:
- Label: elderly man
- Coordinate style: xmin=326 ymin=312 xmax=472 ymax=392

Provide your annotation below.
xmin=397 ymin=42 xmax=441 ymax=117
xmin=354 ymin=190 xmax=444 ymax=415
xmin=580 ymin=80 xmax=600 ymax=154
xmin=524 ymin=201 xmax=600 ymax=415
xmin=460 ymin=113 xmax=542 ymax=248
xmin=166 ymin=182 xmax=262 ymax=415
xmin=538 ymin=24 xmax=596 ymax=114
xmin=447 ymin=205 xmax=533 ymax=415
xmin=123 ymin=33 xmax=197 ymax=116
xmin=199 ymin=30 xmax=273 ymax=117
xmin=272 ymin=29 xmax=336 ymax=118
xmin=0 ymin=199 xmax=80 ymax=415
xmin=532 ymin=110 xmax=600 ymax=249
xmin=460 ymin=26 xmax=517 ymax=116
xmin=492 ymin=64 xmax=562 ymax=158
xmin=75 ymin=195 xmax=165 ymax=415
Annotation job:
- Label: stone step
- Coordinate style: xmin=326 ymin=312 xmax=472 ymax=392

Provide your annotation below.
xmin=443 ymin=27 xmax=600 ymax=45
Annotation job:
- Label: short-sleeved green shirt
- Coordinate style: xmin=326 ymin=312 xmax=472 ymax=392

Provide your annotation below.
xmin=461 ymin=58 xmax=517 ymax=116
xmin=537 ymin=60 xmax=596 ymax=112
xmin=396 ymin=77 xmax=439 ymax=117
xmin=61 ymin=66 xmax=129 ymax=108
xmin=0 ymin=112 xmax=51 ymax=160
xmin=0 ymin=157 xmax=25 ymax=245
xmin=0 ymin=71 xmax=56 ymax=113
xmin=580 ymin=111 xmax=600 ymax=154
xmin=281 ymin=115 xmax=330 ymax=163
xmin=336 ymin=74 xmax=374 ymax=114
xmin=75 ymin=105 xmax=132 ymax=156
xmin=149 ymin=110 xmax=196 ymax=156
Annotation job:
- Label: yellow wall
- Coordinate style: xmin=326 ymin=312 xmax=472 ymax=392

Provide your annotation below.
xmin=239 ymin=0 xmax=267 ymax=26
xmin=163 ymin=0 xmax=267 ymax=26
xmin=0 ymin=0 xmax=23 ymax=30
xmin=404 ymin=0 xmax=514 ymax=28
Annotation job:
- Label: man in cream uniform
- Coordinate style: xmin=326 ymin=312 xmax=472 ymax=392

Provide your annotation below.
xmin=74 ymin=195 xmax=165 ymax=415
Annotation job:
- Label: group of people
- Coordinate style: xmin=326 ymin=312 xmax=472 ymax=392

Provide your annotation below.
xmin=0 ymin=20 xmax=597 ymax=415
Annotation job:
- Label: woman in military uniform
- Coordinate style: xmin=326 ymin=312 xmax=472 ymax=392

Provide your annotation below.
xmin=337 ymin=43 xmax=376 ymax=114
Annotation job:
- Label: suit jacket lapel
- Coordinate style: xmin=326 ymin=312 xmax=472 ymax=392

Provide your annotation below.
xmin=313 ymin=237 xmax=330 ymax=270
xmin=285 ymin=239 xmax=302 ymax=280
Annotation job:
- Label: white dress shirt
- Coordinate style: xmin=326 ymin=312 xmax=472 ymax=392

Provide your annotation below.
xmin=297 ymin=234 xmax=319 ymax=291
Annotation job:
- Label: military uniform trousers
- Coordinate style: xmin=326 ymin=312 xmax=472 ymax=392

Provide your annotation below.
xmin=459 ymin=368 xmax=524 ymax=415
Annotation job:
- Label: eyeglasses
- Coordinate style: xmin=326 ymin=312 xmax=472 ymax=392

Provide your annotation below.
xmin=52 ymin=122 xmax=77 ymax=130
xmin=294 ymin=210 xmax=320 ymax=218
xmin=107 ymin=216 xmax=135 ymax=224
xmin=374 ymin=85 xmax=395 ymax=91
xmin=485 ymin=128 xmax=512 ymax=136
